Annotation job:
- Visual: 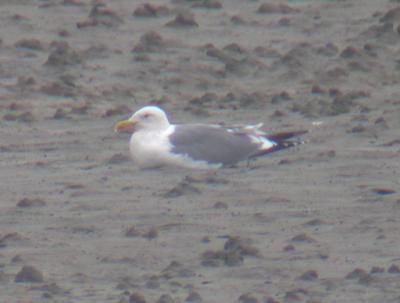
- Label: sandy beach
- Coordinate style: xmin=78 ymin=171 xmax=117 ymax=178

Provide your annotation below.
xmin=0 ymin=1 xmax=399 ymax=302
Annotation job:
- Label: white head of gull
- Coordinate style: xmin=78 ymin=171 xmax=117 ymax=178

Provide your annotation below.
xmin=115 ymin=106 xmax=170 ymax=133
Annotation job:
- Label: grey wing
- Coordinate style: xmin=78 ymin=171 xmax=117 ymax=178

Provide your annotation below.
xmin=169 ymin=124 xmax=261 ymax=166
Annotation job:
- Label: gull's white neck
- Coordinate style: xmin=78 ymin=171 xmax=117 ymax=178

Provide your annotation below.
xmin=128 ymin=125 xmax=175 ymax=168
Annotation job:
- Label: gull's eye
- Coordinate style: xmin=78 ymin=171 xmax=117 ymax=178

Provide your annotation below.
xmin=143 ymin=113 xmax=151 ymax=119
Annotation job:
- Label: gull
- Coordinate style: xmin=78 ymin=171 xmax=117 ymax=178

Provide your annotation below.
xmin=114 ymin=106 xmax=306 ymax=169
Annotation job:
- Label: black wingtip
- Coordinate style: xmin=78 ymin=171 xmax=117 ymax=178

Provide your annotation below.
xmin=253 ymin=140 xmax=305 ymax=158
xmin=250 ymin=130 xmax=307 ymax=159
xmin=265 ymin=130 xmax=308 ymax=142
xmin=270 ymin=140 xmax=305 ymax=152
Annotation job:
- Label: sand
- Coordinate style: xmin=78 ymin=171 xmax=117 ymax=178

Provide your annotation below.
xmin=0 ymin=0 xmax=399 ymax=302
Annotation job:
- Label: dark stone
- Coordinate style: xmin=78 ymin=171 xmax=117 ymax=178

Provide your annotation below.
xmin=77 ymin=4 xmax=123 ymax=28
xmin=238 ymin=293 xmax=259 ymax=303
xmin=129 ymin=292 xmax=146 ymax=303
xmin=133 ymin=4 xmax=169 ymax=17
xmin=388 ymin=264 xmax=400 ymax=274
xmin=371 ymin=188 xmax=396 ymax=195
xmin=133 ymin=31 xmax=166 ymax=53
xmin=340 ymin=46 xmax=360 ymax=58
xmin=45 ymin=41 xmax=82 ymax=67
xmin=185 ymin=291 xmax=203 ymax=303
xmin=17 ymin=198 xmax=46 ymax=208
xmin=163 ymin=182 xmax=201 ymax=198
xmin=298 ymin=270 xmax=318 ymax=281
xmin=15 ymin=265 xmax=44 ymax=283
xmin=346 ymin=268 xmax=368 ymax=279
xmin=15 ymin=39 xmax=44 ymax=51
xmin=291 ymin=233 xmax=316 ymax=243
xmin=192 ymin=1 xmax=222 ymax=9
xmin=166 ymin=12 xmax=198 ymax=27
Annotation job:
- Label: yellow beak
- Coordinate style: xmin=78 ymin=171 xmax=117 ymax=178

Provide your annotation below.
xmin=114 ymin=119 xmax=137 ymax=133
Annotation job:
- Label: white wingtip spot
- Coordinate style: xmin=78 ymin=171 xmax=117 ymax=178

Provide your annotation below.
xmin=249 ymin=135 xmax=275 ymax=149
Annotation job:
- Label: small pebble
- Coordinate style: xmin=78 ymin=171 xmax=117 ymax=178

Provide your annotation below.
xmin=388 ymin=264 xmax=400 ymax=274
xmin=291 ymin=233 xmax=316 ymax=243
xmin=15 ymin=265 xmax=44 ymax=283
xmin=15 ymin=38 xmax=44 ymax=51
xmin=298 ymin=270 xmax=318 ymax=281
xmin=346 ymin=268 xmax=368 ymax=279
xmin=129 ymin=292 xmax=146 ymax=303
xmin=192 ymin=0 xmax=221 ymax=9
xmin=238 ymin=293 xmax=259 ymax=303
xmin=53 ymin=108 xmax=68 ymax=119
xmin=156 ymin=294 xmax=174 ymax=303
xmin=185 ymin=291 xmax=203 ymax=303
xmin=340 ymin=46 xmax=360 ymax=58
xmin=372 ymin=188 xmax=396 ymax=195
xmin=17 ymin=198 xmax=46 ymax=208
xmin=143 ymin=227 xmax=158 ymax=240
xmin=283 ymin=244 xmax=295 ymax=252
xmin=166 ymin=12 xmax=198 ymax=27
xmin=125 ymin=226 xmax=141 ymax=237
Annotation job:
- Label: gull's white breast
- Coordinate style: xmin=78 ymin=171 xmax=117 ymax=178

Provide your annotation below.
xmin=129 ymin=125 xmax=221 ymax=169
xmin=129 ymin=127 xmax=174 ymax=168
